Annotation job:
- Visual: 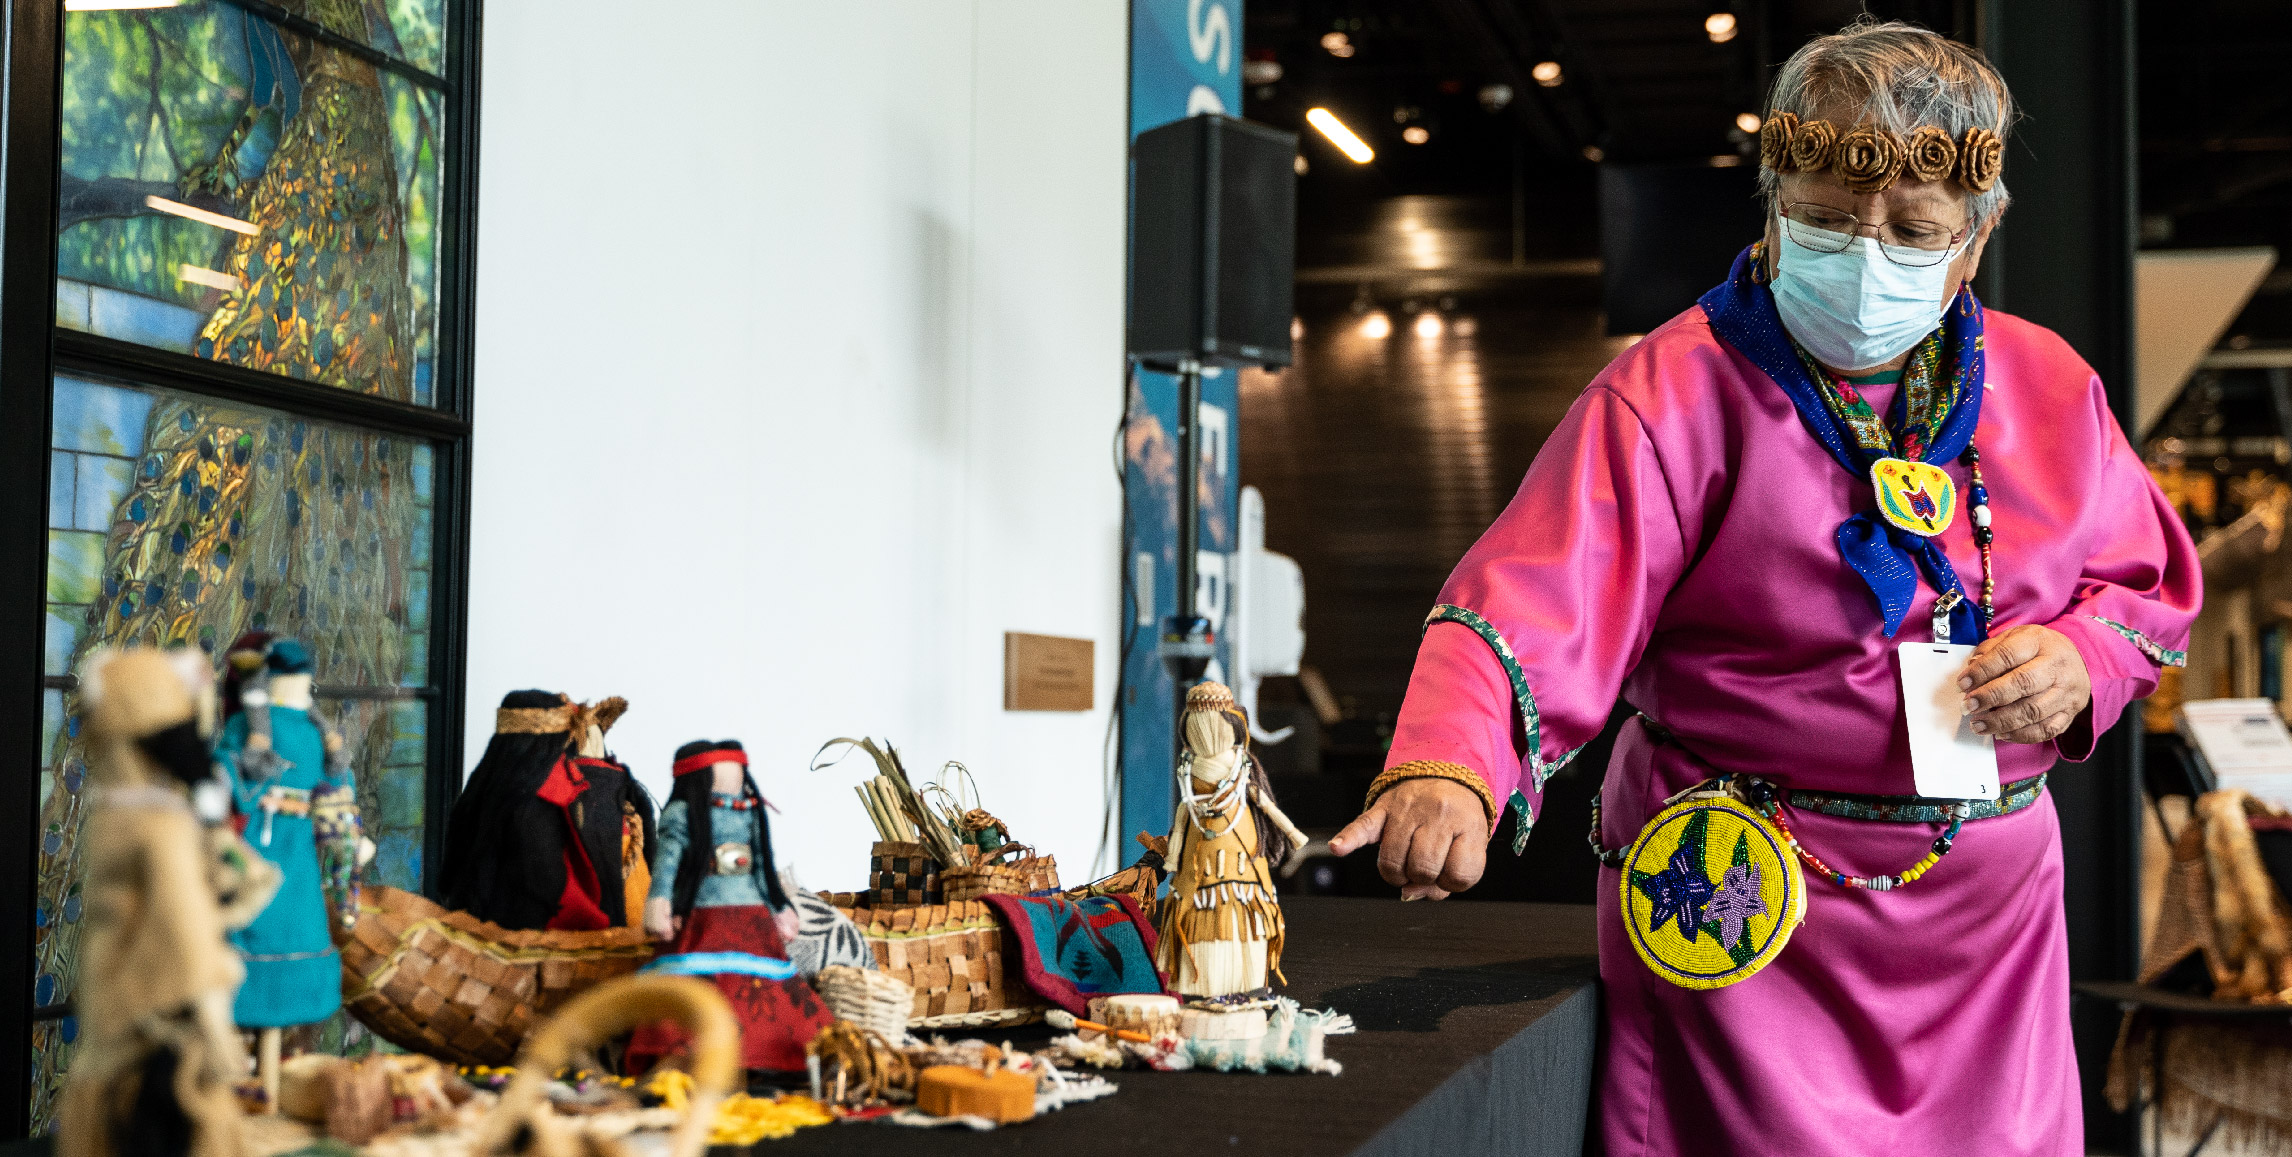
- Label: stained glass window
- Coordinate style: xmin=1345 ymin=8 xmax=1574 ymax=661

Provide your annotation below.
xmin=30 ymin=377 xmax=440 ymax=1121
xmin=20 ymin=0 xmax=468 ymax=1133
xmin=56 ymin=1 xmax=447 ymax=404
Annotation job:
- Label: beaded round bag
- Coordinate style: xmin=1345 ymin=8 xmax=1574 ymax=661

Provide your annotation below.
xmin=1619 ymin=793 xmax=1807 ymax=991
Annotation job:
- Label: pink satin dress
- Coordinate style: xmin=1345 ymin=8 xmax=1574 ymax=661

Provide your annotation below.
xmin=1385 ymin=305 xmax=2200 ymax=1156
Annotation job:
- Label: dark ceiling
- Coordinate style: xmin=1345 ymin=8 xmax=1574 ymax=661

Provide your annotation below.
xmin=1244 ymin=0 xmax=2292 ymax=341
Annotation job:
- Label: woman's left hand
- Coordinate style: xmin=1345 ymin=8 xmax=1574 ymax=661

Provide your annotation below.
xmin=1957 ymin=625 xmax=2091 ymax=744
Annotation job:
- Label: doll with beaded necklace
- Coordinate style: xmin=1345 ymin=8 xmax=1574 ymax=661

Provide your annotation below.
xmin=630 ymin=739 xmax=830 ymax=1074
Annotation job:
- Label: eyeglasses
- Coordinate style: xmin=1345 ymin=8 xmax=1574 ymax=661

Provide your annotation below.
xmin=1780 ymin=202 xmax=1969 ymax=268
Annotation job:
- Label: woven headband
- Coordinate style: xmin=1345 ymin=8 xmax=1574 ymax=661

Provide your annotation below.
xmin=1758 ymin=113 xmax=2003 ymax=195
xmin=495 ymin=695 xmax=628 ymax=737
xmin=672 ymin=746 xmax=748 ymax=777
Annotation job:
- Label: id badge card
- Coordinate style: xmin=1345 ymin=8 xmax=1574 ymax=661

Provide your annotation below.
xmin=1897 ymin=642 xmax=2000 ymax=801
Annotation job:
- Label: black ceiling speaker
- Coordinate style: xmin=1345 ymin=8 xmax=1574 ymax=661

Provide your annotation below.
xmin=1129 ymin=113 xmax=1298 ymax=368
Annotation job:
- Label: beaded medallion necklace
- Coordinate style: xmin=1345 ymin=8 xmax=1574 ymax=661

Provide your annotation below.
xmin=1788 ymin=332 xmax=1998 ymax=635
xmin=1773 ymin=335 xmax=2000 ymax=891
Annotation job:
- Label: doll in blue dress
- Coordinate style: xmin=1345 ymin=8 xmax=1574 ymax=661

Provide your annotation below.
xmin=214 ymin=632 xmax=366 ymax=1102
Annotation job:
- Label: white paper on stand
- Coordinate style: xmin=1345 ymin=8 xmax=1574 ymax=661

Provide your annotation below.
xmin=2178 ymin=698 xmax=2292 ymax=810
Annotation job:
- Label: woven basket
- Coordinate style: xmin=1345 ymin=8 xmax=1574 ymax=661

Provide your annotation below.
xmin=867 ymin=841 xmax=943 ymax=908
xmin=941 ymin=843 xmax=1060 ymax=902
xmin=814 ymin=965 xmax=915 ymax=1043
xmin=830 ymin=898 xmax=1043 ymax=1028
xmin=333 ymin=886 xmax=654 ymax=1066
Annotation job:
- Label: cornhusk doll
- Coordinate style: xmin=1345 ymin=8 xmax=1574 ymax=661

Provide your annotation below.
xmin=59 ymin=646 xmax=259 ymax=1157
xmin=437 ymin=690 xmax=654 ymax=931
xmin=1156 ymin=681 xmax=1310 ymax=1000
xmin=633 ymin=740 xmax=832 ymax=1073
xmin=214 ymin=633 xmax=367 ymax=1101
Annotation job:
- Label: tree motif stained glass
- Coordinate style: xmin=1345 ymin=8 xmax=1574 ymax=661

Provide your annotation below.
xmin=57 ymin=1 xmax=446 ymax=404
xmin=31 ymin=376 xmax=436 ymax=1126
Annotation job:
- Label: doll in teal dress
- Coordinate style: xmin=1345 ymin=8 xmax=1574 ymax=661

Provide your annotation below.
xmin=214 ymin=633 xmax=365 ymax=1091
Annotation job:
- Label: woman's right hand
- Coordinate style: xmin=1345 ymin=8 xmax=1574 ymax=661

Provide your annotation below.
xmin=1328 ymin=777 xmax=1489 ymax=900
xmin=643 ymin=896 xmax=679 ymax=941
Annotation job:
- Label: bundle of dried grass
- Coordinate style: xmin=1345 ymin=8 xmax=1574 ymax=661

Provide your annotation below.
xmin=816 ymin=738 xmax=964 ymax=867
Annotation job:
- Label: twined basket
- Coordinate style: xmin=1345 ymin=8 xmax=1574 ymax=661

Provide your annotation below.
xmin=826 ymin=896 xmax=1043 ymax=1029
xmin=813 ymin=965 xmax=915 ymax=1043
xmin=334 ymin=886 xmax=655 ymax=1066
xmin=941 ymin=843 xmax=1060 ymax=902
xmin=867 ymin=840 xmax=943 ymax=907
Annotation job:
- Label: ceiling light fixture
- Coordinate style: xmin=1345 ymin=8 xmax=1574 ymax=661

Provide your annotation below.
xmin=1306 ymin=108 xmax=1375 ymax=164
xmin=1531 ymin=61 xmax=1563 ymax=87
xmin=1360 ymin=312 xmax=1392 ymax=340
xmin=1402 ymin=126 xmax=1430 ymax=145
xmin=1582 ymin=145 xmax=1606 ymax=163
xmin=1414 ymin=312 xmax=1443 ymax=338
xmin=1243 ymin=58 xmax=1284 ymax=85
xmin=1320 ymin=31 xmax=1355 ymax=58
xmin=1735 ymin=112 xmax=1763 ymax=134
xmin=1479 ymin=83 xmax=1514 ymax=112
xmin=1293 ymin=154 xmax=1309 ymax=176
xmin=1705 ymin=12 xmax=1738 ymax=43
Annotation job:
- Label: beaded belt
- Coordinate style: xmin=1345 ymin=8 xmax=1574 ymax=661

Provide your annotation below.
xmin=1591 ymin=714 xmax=2049 ymax=868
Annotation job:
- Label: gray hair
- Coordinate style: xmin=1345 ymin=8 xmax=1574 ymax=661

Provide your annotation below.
xmin=1759 ymin=19 xmax=2016 ymax=224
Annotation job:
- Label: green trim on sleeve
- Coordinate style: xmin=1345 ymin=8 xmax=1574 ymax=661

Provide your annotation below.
xmin=1424 ymin=604 xmax=1588 ymax=854
xmin=2085 ymin=615 xmax=2188 ymax=669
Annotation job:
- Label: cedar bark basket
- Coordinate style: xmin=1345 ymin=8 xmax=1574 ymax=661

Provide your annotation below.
xmin=333 ymin=886 xmax=655 ymax=1066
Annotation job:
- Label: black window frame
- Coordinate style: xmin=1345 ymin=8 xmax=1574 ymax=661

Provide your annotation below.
xmin=0 ymin=0 xmax=481 ymax=1135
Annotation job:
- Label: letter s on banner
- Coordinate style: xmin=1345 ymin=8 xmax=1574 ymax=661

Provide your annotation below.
xmin=1188 ymin=0 xmax=1232 ymax=73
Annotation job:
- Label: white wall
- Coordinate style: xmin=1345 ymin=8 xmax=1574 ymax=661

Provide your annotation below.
xmin=470 ymin=1 xmax=1129 ymax=889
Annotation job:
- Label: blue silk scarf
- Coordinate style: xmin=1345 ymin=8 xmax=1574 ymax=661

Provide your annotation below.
xmin=1697 ymin=245 xmax=1988 ymax=642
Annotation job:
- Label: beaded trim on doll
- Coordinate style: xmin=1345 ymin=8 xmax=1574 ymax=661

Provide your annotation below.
xmin=2085 ymin=615 xmax=2189 ymax=669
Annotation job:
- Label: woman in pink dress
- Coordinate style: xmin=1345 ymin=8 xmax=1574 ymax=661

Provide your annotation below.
xmin=1330 ymin=21 xmax=2199 ymax=1157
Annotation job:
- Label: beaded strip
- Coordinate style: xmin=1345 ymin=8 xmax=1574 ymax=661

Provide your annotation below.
xmin=1752 ymin=780 xmax=1968 ymax=891
xmin=711 ymin=792 xmax=761 ymax=812
xmin=1962 ymin=444 xmax=1995 ymax=628
xmin=2084 ymin=615 xmax=2189 ymax=669
xmin=1589 ymin=773 xmax=2047 ymax=887
xmin=1365 ymin=761 xmax=1499 ymax=834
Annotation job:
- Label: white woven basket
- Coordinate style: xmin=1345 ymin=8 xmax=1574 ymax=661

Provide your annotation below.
xmin=814 ymin=966 xmax=915 ymax=1043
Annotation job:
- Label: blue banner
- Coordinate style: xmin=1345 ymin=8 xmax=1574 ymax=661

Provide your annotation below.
xmin=1120 ymin=0 xmax=1244 ymax=866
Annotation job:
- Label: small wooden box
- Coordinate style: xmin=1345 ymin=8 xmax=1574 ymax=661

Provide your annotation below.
xmin=1003 ymin=632 xmax=1094 ymax=711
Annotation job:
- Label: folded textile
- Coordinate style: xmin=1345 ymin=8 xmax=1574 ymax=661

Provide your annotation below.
xmin=981 ymin=892 xmax=1162 ymax=1015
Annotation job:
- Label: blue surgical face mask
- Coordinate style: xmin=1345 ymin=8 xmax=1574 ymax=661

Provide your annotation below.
xmin=1769 ymin=216 xmax=1966 ymax=372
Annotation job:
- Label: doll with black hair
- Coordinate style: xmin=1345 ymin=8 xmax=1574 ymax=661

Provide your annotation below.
xmin=630 ymin=739 xmax=831 ymax=1074
xmin=437 ymin=690 xmax=654 ymax=932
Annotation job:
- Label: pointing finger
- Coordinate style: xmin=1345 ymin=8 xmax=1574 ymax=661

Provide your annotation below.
xmin=1328 ymin=806 xmax=1386 ymax=857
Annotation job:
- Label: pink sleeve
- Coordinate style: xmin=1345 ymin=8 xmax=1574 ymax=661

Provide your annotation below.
xmin=2043 ymin=382 xmax=2201 ymax=761
xmin=1386 ymin=385 xmax=1690 ymax=851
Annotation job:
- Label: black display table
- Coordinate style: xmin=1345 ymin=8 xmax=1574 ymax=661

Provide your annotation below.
xmin=764 ymin=897 xmax=1600 ymax=1156
xmin=7 ymin=897 xmax=1602 ymax=1157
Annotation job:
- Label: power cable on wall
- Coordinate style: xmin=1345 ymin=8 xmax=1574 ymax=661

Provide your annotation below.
xmin=1098 ymin=360 xmax=1137 ymax=877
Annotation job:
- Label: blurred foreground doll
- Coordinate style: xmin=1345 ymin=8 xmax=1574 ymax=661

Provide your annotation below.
xmin=438 ymin=690 xmax=655 ymax=931
xmin=214 ymin=633 xmax=369 ymax=1107
xmin=634 ymin=739 xmax=832 ymax=1073
xmin=1156 ymin=681 xmax=1310 ymax=1001
xmin=59 ymin=647 xmax=276 ymax=1157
